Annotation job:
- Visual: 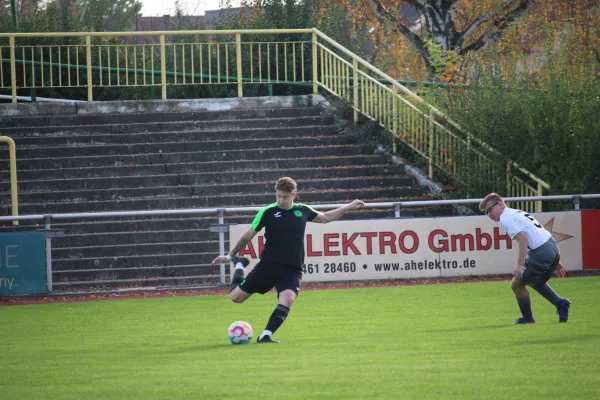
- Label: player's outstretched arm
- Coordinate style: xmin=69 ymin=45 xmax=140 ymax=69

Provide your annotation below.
xmin=312 ymin=199 xmax=365 ymax=224
xmin=554 ymin=262 xmax=567 ymax=278
xmin=212 ymin=227 xmax=257 ymax=264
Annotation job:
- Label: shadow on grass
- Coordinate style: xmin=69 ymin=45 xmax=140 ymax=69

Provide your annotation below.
xmin=513 ymin=334 xmax=600 ymax=346
xmin=423 ymin=324 xmax=513 ymax=333
xmin=155 ymin=342 xmax=265 ymax=354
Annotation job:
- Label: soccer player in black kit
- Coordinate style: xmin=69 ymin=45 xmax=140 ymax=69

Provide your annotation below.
xmin=213 ymin=177 xmax=364 ymax=343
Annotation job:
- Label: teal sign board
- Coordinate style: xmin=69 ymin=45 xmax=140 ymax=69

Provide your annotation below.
xmin=0 ymin=232 xmax=46 ymax=295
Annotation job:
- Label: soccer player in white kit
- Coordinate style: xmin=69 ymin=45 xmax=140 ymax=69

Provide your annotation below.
xmin=480 ymin=193 xmax=571 ymax=324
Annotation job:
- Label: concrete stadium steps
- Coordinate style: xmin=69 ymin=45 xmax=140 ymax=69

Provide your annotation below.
xmin=54 ymin=241 xmax=215 ymax=259
xmin=5 ymin=124 xmax=334 ymax=147
xmin=53 ymin=253 xmax=215 ymax=273
xmin=1 ymin=176 xmax=415 ymax=205
xmin=1 ymin=165 xmax=406 ymax=192
xmin=54 ymin=230 xmax=212 ymax=247
xmin=51 ymin=274 xmax=220 ymax=290
xmin=0 ymin=145 xmax=376 ymax=171
xmin=0 ymin=107 xmax=324 ymax=129
xmin=11 ymin=165 xmax=166 ymax=181
xmin=0 ymin=96 xmax=452 ymax=291
xmin=0 ymin=154 xmax=390 ymax=181
xmin=0 ymin=154 xmax=153 ymax=170
xmin=52 ymin=264 xmax=219 ymax=284
xmin=163 ymin=156 xmax=388 ymax=174
xmin=9 ymin=175 xmax=182 ymax=192
xmin=1 ymin=116 xmax=334 ymax=139
xmin=3 ymin=132 xmax=346 ymax=159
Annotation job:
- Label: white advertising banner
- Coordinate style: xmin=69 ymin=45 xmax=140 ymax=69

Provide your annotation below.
xmin=229 ymin=211 xmax=582 ymax=282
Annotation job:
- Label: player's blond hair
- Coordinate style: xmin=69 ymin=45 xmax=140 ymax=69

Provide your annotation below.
xmin=479 ymin=193 xmax=505 ymax=212
xmin=275 ymin=177 xmax=297 ymax=193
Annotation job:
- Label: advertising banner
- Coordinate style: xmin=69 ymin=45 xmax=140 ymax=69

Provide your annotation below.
xmin=0 ymin=232 xmax=47 ymax=295
xmin=581 ymin=210 xmax=600 ymax=270
xmin=230 ymin=211 xmax=584 ymax=282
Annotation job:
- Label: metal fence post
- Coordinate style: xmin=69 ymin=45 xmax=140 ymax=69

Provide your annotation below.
xmin=86 ymin=35 xmax=93 ymax=101
xmin=466 ymin=132 xmax=471 ymax=191
xmin=394 ymin=203 xmax=401 ymax=219
xmin=392 ymin=84 xmax=397 ymax=135
xmin=44 ymin=216 xmax=53 ymax=292
xmin=573 ymin=195 xmax=581 ymax=211
xmin=428 ymin=109 xmax=434 ymax=179
xmin=312 ymin=31 xmax=318 ymax=94
xmin=353 ymin=58 xmax=358 ymax=125
xmin=506 ymin=162 xmax=511 ymax=197
xmin=10 ymin=36 xmax=17 ymax=103
xmin=218 ymin=209 xmax=226 ymax=284
xmin=160 ymin=35 xmax=167 ymax=99
xmin=236 ymin=33 xmax=243 ymax=98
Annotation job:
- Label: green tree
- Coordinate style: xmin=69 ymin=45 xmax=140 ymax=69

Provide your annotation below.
xmin=214 ymin=0 xmax=317 ymax=96
xmin=436 ymin=43 xmax=600 ymax=199
xmin=77 ymin=0 xmax=143 ymax=32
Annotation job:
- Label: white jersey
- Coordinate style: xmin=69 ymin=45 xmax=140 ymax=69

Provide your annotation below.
xmin=499 ymin=207 xmax=551 ymax=249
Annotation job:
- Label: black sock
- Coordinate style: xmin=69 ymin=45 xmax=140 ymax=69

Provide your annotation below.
xmin=534 ymin=283 xmax=561 ymax=307
xmin=516 ymin=296 xmax=534 ymax=322
xmin=230 ymin=269 xmax=244 ymax=292
xmin=264 ymin=304 xmax=290 ymax=335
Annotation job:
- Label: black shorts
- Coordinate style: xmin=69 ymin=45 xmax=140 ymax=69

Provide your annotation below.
xmin=521 ymin=239 xmax=561 ymax=286
xmin=239 ymin=260 xmax=302 ymax=296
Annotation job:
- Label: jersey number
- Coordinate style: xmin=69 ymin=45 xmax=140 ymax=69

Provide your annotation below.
xmin=523 ymin=213 xmax=542 ymax=228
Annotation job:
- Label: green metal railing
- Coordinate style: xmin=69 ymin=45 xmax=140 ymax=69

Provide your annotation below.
xmin=0 ymin=28 xmax=549 ymax=211
xmin=0 ymin=29 xmax=314 ymax=100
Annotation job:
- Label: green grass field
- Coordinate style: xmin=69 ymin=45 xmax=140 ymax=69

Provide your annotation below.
xmin=1 ymin=277 xmax=599 ymax=400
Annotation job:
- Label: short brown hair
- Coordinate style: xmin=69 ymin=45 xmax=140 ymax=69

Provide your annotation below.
xmin=479 ymin=192 xmax=504 ymax=212
xmin=275 ymin=177 xmax=297 ymax=193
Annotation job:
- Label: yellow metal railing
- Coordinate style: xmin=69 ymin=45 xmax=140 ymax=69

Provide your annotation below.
xmin=0 ymin=28 xmax=549 ymax=211
xmin=0 ymin=136 xmax=19 ymax=225
xmin=311 ymin=29 xmax=549 ymax=212
xmin=0 ymin=29 xmax=314 ymax=101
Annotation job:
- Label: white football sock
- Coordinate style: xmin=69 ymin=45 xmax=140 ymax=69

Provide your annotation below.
xmin=260 ymin=330 xmax=273 ymax=339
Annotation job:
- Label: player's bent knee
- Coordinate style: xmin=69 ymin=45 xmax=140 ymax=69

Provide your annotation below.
xmin=230 ymin=294 xmax=243 ymax=303
xmin=278 ymin=290 xmax=296 ymax=308
xmin=230 ymin=287 xmax=250 ymax=303
xmin=231 ymin=294 xmax=248 ymax=304
xmin=510 ymin=277 xmax=524 ymax=288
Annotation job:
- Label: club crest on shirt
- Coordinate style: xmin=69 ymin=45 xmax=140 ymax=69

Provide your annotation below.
xmin=294 ymin=210 xmax=302 ymax=217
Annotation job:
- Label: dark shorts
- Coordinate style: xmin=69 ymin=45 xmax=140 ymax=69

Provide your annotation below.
xmin=239 ymin=260 xmax=302 ymax=296
xmin=521 ymin=238 xmax=560 ymax=286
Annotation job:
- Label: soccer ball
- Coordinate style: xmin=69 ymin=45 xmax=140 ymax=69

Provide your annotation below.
xmin=228 ymin=321 xmax=253 ymax=344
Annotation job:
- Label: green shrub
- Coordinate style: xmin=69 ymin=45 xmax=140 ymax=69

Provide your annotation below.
xmin=436 ymin=45 xmax=600 ymax=201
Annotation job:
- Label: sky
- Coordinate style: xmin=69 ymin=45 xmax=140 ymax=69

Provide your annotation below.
xmin=139 ymin=0 xmax=239 ymax=16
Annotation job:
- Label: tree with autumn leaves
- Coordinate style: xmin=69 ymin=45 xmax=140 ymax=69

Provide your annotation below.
xmin=221 ymin=0 xmax=599 ymax=82
xmin=337 ymin=0 xmax=598 ymax=198
xmin=316 ymin=0 xmax=599 ymax=82
xmin=364 ymin=0 xmax=538 ymax=79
